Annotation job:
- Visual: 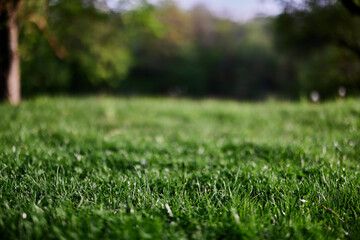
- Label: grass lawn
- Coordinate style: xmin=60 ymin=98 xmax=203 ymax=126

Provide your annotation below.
xmin=0 ymin=97 xmax=360 ymax=239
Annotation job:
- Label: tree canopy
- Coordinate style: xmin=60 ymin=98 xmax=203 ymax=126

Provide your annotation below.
xmin=2 ymin=0 xmax=360 ymax=102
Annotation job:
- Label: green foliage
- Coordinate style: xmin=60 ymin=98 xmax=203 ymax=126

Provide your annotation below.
xmin=298 ymin=46 xmax=360 ymax=98
xmin=16 ymin=1 xmax=284 ymax=99
xmin=16 ymin=0 xmax=360 ymax=100
xmin=1 ymin=97 xmax=360 ymax=239
xmin=19 ymin=0 xmax=138 ymax=93
xmin=273 ymin=0 xmax=360 ymax=99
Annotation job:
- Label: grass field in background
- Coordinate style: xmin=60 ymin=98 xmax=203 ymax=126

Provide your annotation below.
xmin=0 ymin=97 xmax=360 ymax=239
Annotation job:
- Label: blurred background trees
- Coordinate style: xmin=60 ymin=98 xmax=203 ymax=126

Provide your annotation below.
xmin=274 ymin=0 xmax=360 ymax=98
xmin=3 ymin=0 xmax=360 ymax=103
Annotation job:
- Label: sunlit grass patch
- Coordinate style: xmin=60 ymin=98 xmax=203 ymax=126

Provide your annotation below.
xmin=0 ymin=97 xmax=359 ymax=239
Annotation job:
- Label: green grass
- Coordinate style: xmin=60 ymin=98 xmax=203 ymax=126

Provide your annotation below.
xmin=1 ymin=97 xmax=360 ymax=239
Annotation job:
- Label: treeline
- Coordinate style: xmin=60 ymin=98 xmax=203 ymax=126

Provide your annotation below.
xmin=18 ymin=0 xmax=360 ymax=100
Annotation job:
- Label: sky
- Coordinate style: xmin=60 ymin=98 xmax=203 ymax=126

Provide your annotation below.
xmin=148 ymin=0 xmax=282 ymax=21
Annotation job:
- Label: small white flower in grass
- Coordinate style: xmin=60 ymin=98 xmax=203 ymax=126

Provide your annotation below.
xmin=22 ymin=213 xmax=27 ymax=219
xmin=339 ymin=87 xmax=346 ymax=98
xmin=300 ymin=199 xmax=308 ymax=203
xmin=155 ymin=136 xmax=164 ymax=143
xmin=141 ymin=159 xmax=147 ymax=166
xmin=231 ymin=208 xmax=240 ymax=223
xmin=197 ymin=147 xmax=204 ymax=155
xmin=165 ymin=203 xmax=173 ymax=217
xmin=310 ymin=91 xmax=320 ymax=103
xmin=234 ymin=213 xmax=240 ymax=223
xmin=74 ymin=153 xmax=82 ymax=161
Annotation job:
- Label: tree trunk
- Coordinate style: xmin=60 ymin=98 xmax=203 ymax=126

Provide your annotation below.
xmin=7 ymin=12 xmax=20 ymax=104
xmin=0 ymin=1 xmax=21 ymax=105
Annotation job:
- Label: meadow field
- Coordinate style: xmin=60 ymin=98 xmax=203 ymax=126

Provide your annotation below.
xmin=0 ymin=97 xmax=359 ymax=239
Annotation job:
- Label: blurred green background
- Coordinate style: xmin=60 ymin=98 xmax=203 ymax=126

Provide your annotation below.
xmin=15 ymin=0 xmax=360 ymax=100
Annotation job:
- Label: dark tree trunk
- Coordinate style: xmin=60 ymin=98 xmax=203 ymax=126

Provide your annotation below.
xmin=0 ymin=0 xmax=21 ymax=105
